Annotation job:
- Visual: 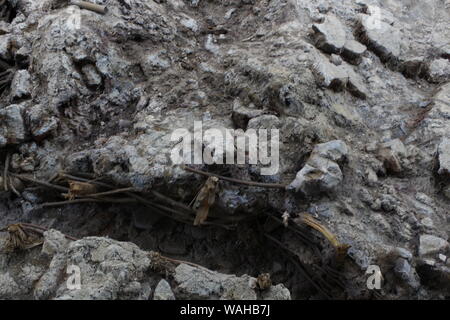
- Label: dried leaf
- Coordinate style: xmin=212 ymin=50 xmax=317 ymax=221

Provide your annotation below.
xmin=192 ymin=177 xmax=219 ymax=226
xmin=65 ymin=180 xmax=97 ymax=200
xmin=3 ymin=224 xmax=43 ymax=252
xmin=256 ymin=273 xmax=272 ymax=290
xmin=282 ymin=211 xmax=290 ymax=227
xmin=299 ymin=214 xmax=350 ymax=260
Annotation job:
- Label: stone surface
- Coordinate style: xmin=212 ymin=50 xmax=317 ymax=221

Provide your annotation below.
xmin=0 ymin=104 xmax=26 ymax=147
xmin=153 ymin=279 xmax=176 ymax=300
xmin=437 ymin=138 xmax=450 ymax=176
xmin=419 ymin=235 xmax=449 ymax=257
xmin=287 ymin=140 xmax=348 ymax=196
xmin=444 ymin=186 xmax=450 ymax=200
xmin=312 ymin=15 xmax=346 ymax=54
xmin=0 ymin=0 xmax=449 ymax=301
xmin=0 ymin=34 xmax=11 ymax=60
xmin=11 ymin=70 xmax=32 ymax=100
xmin=26 ymin=104 xmax=59 ymax=141
xmin=357 ymin=13 xmax=402 ymax=61
xmin=310 ymin=140 xmax=349 ymax=163
xmin=173 ymin=264 xmax=289 ymax=300
xmin=394 ymin=258 xmax=420 ymax=289
xmin=427 ymin=59 xmax=450 ymax=83
xmin=313 ymin=53 xmax=348 ymax=90
xmin=81 ymin=64 xmax=102 ymax=88
xmin=342 ymin=40 xmax=367 ymax=65
xmin=377 ymin=139 xmax=407 ymax=173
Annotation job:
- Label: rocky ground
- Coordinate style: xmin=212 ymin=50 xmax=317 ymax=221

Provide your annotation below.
xmin=0 ymin=0 xmax=449 ymax=300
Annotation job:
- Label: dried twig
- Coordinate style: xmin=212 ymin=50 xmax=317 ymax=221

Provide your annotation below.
xmin=12 ymin=173 xmax=69 ymax=192
xmin=82 ymin=187 xmax=135 ymax=198
xmin=19 ymin=223 xmax=79 ymax=241
xmin=182 ymin=165 xmax=286 ymax=189
xmin=70 ymin=1 xmax=107 ymax=14
xmin=3 ymin=152 xmax=10 ymax=192
xmin=299 ymin=214 xmax=350 ymax=260
xmin=192 ymin=177 xmax=219 ymax=226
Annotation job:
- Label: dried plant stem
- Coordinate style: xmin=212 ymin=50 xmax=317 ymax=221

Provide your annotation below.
xmin=3 ymin=152 xmax=10 ymax=191
xmin=12 ymin=173 xmax=69 ymax=192
xmin=182 ymin=165 xmax=286 ymax=189
xmin=42 ymin=197 xmax=137 ymax=207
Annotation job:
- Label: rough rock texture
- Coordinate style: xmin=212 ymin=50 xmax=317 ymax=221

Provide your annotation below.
xmin=174 ymin=263 xmax=290 ymax=300
xmin=153 ymin=279 xmax=176 ymax=300
xmin=312 ymin=15 xmax=346 ymax=54
xmin=0 ymin=231 xmax=290 ymax=300
xmin=288 ymin=140 xmax=348 ymax=195
xmin=438 ymin=138 xmax=450 ymax=176
xmin=0 ymin=0 xmax=449 ymax=300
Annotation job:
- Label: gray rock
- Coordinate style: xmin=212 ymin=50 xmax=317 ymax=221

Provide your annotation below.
xmin=0 ymin=104 xmax=26 ymax=147
xmin=288 ymin=140 xmax=348 ymax=195
xmin=153 ymin=279 xmax=175 ymax=300
xmin=224 ymin=9 xmax=236 ymax=20
xmin=143 ymin=51 xmax=171 ymax=74
xmin=221 ymin=275 xmax=258 ymax=300
xmin=174 ymin=263 xmax=228 ymax=299
xmin=358 ymin=14 xmax=402 ymax=61
xmin=41 ymin=229 xmax=70 ymax=257
xmin=342 ymin=40 xmax=367 ymax=65
xmin=419 ymin=235 xmax=449 ymax=257
xmin=232 ymin=100 xmax=265 ymax=129
xmin=313 ymin=53 xmax=348 ymax=91
xmin=188 ymin=0 xmax=200 ymax=7
xmin=26 ymin=104 xmax=59 ymax=141
xmin=173 ymin=264 xmax=290 ymax=300
xmin=312 ymin=15 xmax=346 ymax=54
xmin=311 ymin=140 xmax=349 ymax=163
xmin=0 ymin=272 xmax=24 ymax=299
xmin=0 ymin=34 xmax=11 ymax=60
xmin=437 ymin=138 xmax=450 ymax=176
xmin=444 ymin=185 xmax=450 ymax=200
xmin=340 ymin=63 xmax=368 ymax=99
xmin=377 ymin=139 xmax=407 ymax=173
xmin=54 ymin=237 xmax=152 ymax=300
xmin=330 ymin=54 xmax=342 ymax=66
xmin=34 ymin=252 xmax=67 ymax=300
xmin=288 ymin=158 xmax=343 ymax=195
xmin=394 ymin=258 xmax=420 ymax=289
xmin=247 ymin=115 xmax=281 ymax=130
xmin=81 ymin=64 xmax=102 ymax=88
xmin=11 ymin=70 xmax=32 ymax=100
xmin=179 ymin=16 xmax=199 ymax=33
xmin=393 ymin=247 xmax=413 ymax=261
xmin=420 ymin=217 xmax=434 ymax=228
xmin=427 ymin=58 xmax=450 ymax=83
xmin=261 ymin=284 xmax=291 ymax=300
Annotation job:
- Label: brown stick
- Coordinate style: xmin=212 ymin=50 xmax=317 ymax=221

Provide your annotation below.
xmin=41 ymin=197 xmax=137 ymax=207
xmin=70 ymin=1 xmax=107 ymax=14
xmin=58 ymin=173 xmax=237 ymax=229
xmin=61 ymin=172 xmax=195 ymax=214
xmin=21 ymin=223 xmax=79 ymax=241
xmin=181 ymin=165 xmax=287 ymax=189
xmin=83 ymin=187 xmax=135 ymax=198
xmin=151 ymin=190 xmax=194 ymax=213
xmin=3 ymin=152 xmax=10 ymax=191
xmin=12 ymin=173 xmax=69 ymax=192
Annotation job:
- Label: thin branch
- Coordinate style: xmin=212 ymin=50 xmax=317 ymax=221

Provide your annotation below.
xmin=11 ymin=173 xmax=69 ymax=192
xmin=17 ymin=223 xmax=78 ymax=241
xmin=3 ymin=151 xmax=10 ymax=191
xmin=182 ymin=165 xmax=287 ymax=189
xmin=82 ymin=187 xmax=135 ymax=198
xmin=41 ymin=197 xmax=137 ymax=207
